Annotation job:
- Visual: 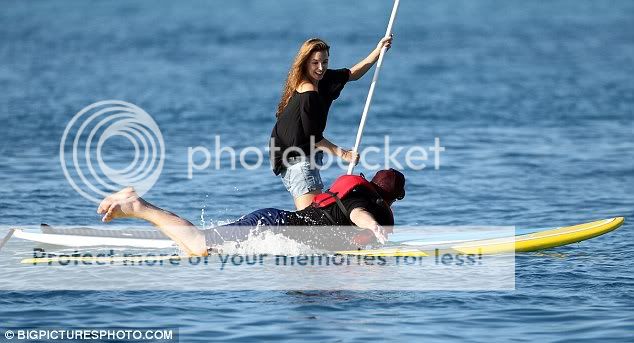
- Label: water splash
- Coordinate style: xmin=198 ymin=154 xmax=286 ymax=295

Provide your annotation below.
xmin=199 ymin=194 xmax=209 ymax=228
xmin=216 ymin=230 xmax=317 ymax=256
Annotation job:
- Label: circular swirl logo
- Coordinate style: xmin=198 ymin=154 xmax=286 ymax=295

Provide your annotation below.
xmin=60 ymin=100 xmax=164 ymax=203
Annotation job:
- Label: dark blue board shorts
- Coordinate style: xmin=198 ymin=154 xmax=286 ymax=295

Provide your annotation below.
xmin=203 ymin=208 xmax=291 ymax=246
xmin=202 ymin=208 xmax=372 ymax=250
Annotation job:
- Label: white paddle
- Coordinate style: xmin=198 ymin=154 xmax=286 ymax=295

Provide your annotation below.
xmin=347 ymin=0 xmax=401 ymax=175
xmin=0 ymin=229 xmax=16 ymax=252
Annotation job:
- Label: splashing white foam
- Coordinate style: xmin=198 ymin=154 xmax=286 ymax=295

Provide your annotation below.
xmin=200 ymin=207 xmax=206 ymax=228
xmin=215 ymin=230 xmax=318 ymax=256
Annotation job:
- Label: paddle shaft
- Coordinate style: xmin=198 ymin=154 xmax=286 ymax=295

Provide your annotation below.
xmin=347 ymin=0 xmax=400 ymax=175
xmin=0 ymin=229 xmax=15 ymax=252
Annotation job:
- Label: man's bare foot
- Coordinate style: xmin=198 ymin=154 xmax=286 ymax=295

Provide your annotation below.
xmin=97 ymin=187 xmax=147 ymax=222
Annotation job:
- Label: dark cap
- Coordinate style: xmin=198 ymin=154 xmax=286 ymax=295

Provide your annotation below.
xmin=371 ymin=169 xmax=406 ymax=202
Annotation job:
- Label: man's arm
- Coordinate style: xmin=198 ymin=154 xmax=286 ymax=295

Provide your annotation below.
xmin=349 ymin=207 xmax=388 ymax=244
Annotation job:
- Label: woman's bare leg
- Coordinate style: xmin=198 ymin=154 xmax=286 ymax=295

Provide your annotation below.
xmin=97 ymin=187 xmax=208 ymax=256
xmin=293 ymin=189 xmax=321 ymax=210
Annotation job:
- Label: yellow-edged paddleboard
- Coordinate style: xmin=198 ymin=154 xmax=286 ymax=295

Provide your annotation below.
xmin=340 ymin=217 xmax=624 ymax=257
xmin=452 ymin=217 xmax=624 ymax=254
xmin=19 ymin=218 xmax=624 ymax=262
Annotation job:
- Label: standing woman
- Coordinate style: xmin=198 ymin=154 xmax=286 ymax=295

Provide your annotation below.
xmin=270 ymin=36 xmax=393 ymax=210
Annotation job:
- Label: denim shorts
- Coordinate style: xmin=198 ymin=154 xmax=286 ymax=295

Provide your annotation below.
xmin=280 ymin=151 xmax=324 ymax=198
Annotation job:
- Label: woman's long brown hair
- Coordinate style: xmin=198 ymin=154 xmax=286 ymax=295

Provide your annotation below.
xmin=276 ymin=38 xmax=330 ymax=118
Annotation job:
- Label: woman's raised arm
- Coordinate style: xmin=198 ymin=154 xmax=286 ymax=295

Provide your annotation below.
xmin=349 ymin=35 xmax=393 ymax=81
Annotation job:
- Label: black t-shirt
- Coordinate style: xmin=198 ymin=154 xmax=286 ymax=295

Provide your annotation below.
xmin=287 ymin=187 xmax=394 ymax=227
xmin=270 ymin=68 xmax=350 ymax=175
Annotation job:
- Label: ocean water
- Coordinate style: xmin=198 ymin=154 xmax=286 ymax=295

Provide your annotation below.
xmin=1 ymin=0 xmax=633 ymax=341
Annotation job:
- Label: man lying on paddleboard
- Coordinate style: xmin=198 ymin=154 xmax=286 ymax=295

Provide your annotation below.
xmin=96 ymin=169 xmax=406 ymax=256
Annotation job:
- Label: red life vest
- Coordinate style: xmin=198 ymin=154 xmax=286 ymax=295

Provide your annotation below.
xmin=312 ymin=175 xmax=394 ymax=226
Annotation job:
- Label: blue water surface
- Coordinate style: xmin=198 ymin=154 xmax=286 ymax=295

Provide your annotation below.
xmin=1 ymin=0 xmax=633 ymax=342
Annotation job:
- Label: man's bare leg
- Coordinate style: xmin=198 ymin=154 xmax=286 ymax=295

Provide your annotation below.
xmin=97 ymin=187 xmax=208 ymax=256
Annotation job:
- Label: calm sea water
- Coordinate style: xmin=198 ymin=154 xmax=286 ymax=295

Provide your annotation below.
xmin=1 ymin=0 xmax=633 ymax=342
